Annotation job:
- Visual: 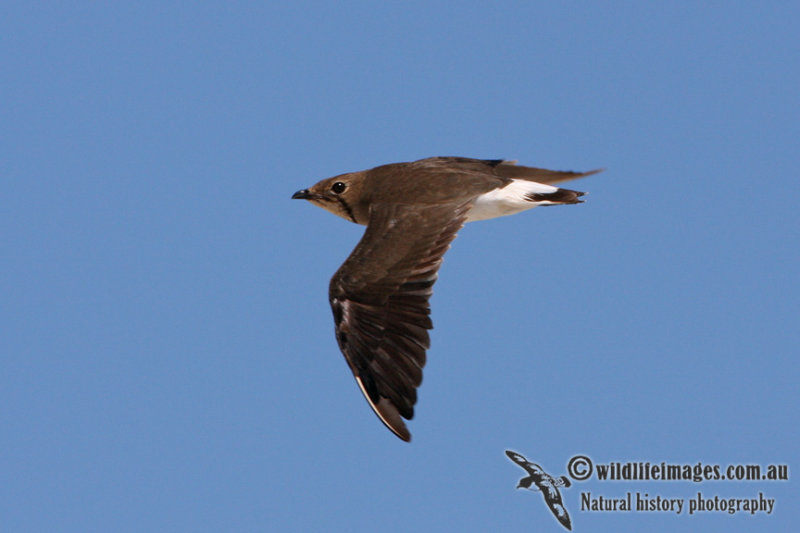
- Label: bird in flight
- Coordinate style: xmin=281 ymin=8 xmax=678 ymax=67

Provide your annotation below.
xmin=293 ymin=157 xmax=599 ymax=441
xmin=505 ymin=450 xmax=573 ymax=530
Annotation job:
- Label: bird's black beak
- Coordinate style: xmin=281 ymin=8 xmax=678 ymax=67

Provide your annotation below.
xmin=292 ymin=189 xmax=311 ymax=200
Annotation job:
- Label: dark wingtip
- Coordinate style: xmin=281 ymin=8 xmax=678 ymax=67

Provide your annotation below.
xmin=374 ymin=398 xmax=412 ymax=442
xmin=354 ymin=376 xmax=412 ymax=442
xmin=582 ymin=168 xmax=605 ymax=177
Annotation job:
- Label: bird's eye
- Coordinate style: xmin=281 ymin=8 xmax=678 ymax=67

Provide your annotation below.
xmin=331 ymin=182 xmax=346 ymax=194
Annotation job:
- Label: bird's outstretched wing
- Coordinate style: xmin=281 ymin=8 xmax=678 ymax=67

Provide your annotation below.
xmin=329 ymin=201 xmax=472 ymax=441
xmin=492 ymin=160 xmax=602 ymax=185
xmin=540 ymin=483 xmax=572 ymax=531
xmin=410 ymin=157 xmax=601 ymax=187
xmin=506 ymin=450 xmax=542 ymax=475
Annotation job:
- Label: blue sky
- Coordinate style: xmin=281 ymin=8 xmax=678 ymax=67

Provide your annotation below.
xmin=2 ymin=2 xmax=797 ymax=532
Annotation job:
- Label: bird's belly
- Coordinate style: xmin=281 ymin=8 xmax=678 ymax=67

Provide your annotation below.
xmin=466 ymin=200 xmax=531 ymax=221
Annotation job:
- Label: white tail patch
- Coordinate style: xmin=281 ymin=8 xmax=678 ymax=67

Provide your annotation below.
xmin=467 ymin=179 xmax=560 ymax=222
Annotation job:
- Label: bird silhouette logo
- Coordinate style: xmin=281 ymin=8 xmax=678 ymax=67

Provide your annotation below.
xmin=505 ymin=450 xmax=573 ymax=530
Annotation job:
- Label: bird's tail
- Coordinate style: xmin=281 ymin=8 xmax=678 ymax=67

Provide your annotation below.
xmin=526 ymin=188 xmax=585 ymax=205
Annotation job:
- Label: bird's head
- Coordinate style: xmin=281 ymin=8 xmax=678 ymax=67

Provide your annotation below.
xmin=292 ymin=171 xmax=370 ymax=225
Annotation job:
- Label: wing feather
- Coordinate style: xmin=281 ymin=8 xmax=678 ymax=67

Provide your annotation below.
xmin=493 ymin=161 xmax=602 ymax=185
xmin=329 ymin=201 xmax=471 ymax=441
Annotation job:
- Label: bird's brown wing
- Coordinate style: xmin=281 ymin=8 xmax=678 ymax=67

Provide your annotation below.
xmin=329 ymin=201 xmax=471 ymax=441
xmin=492 ymin=160 xmax=602 ymax=185
xmin=409 ymin=156 xmax=601 ymax=186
